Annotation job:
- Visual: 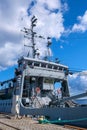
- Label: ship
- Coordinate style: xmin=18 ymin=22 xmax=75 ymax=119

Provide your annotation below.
xmin=0 ymin=16 xmax=87 ymax=128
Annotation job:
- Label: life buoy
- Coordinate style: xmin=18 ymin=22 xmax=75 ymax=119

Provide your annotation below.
xmin=35 ymin=87 xmax=40 ymax=93
xmin=57 ymin=88 xmax=61 ymax=94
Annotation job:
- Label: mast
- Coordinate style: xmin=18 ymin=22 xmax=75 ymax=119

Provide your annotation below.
xmin=21 ymin=16 xmax=37 ymax=58
xmin=31 ymin=16 xmax=37 ymax=58
xmin=21 ymin=16 xmax=52 ymax=60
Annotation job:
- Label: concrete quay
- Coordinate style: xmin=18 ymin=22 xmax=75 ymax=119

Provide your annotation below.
xmin=0 ymin=114 xmax=69 ymax=130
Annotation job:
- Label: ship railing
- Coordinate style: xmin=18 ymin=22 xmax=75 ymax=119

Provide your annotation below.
xmin=60 ymin=91 xmax=87 ymax=103
xmin=51 ymin=91 xmax=87 ymax=106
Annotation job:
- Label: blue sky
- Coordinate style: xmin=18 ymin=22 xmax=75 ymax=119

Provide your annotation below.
xmin=51 ymin=0 xmax=87 ymax=69
xmin=0 ymin=0 xmax=87 ymax=95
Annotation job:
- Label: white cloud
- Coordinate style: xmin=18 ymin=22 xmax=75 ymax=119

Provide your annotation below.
xmin=0 ymin=42 xmax=23 ymax=68
xmin=72 ymin=10 xmax=87 ymax=32
xmin=27 ymin=0 xmax=65 ymax=38
xmin=68 ymin=72 xmax=87 ymax=96
xmin=0 ymin=0 xmax=31 ymax=70
xmin=0 ymin=0 xmax=67 ymax=70
xmin=23 ymin=0 xmax=67 ymax=58
xmin=60 ymin=45 xmax=63 ymax=49
xmin=37 ymin=0 xmax=62 ymax=10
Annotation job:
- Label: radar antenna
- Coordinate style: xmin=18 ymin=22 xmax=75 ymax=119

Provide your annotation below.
xmin=44 ymin=37 xmax=52 ymax=61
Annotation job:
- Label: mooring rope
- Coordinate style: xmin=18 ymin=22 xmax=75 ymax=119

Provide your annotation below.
xmin=38 ymin=117 xmax=87 ymax=124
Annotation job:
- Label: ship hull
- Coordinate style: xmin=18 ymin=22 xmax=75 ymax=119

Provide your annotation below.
xmin=20 ymin=105 xmax=87 ymax=128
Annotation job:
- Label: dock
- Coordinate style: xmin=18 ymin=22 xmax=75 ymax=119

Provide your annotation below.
xmin=0 ymin=114 xmax=87 ymax=130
